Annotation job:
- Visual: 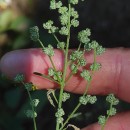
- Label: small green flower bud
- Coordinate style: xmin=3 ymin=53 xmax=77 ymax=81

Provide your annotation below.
xmin=78 ymin=28 xmax=91 ymax=44
xmin=71 ymin=64 xmax=78 ymax=74
xmin=91 ymin=40 xmax=99 ymax=49
xmin=43 ymin=44 xmax=54 ymax=56
xmin=49 ymin=26 xmax=58 ymax=34
xmin=71 ymin=19 xmax=79 ymax=27
xmin=56 ymin=1 xmax=62 ymax=8
xmin=106 ymin=94 xmax=119 ymax=105
xmin=48 ymin=68 xmax=55 ymax=76
xmin=89 ymin=96 xmax=97 ymax=104
xmin=14 ymin=74 xmax=24 ymax=83
xmin=50 ymin=1 xmax=56 ymax=10
xmin=71 ymin=8 xmax=79 ymax=18
xmin=30 ymin=26 xmax=39 ymax=42
xmin=107 ymin=107 xmax=117 ymax=116
xmin=59 ymin=26 xmax=69 ymax=35
xmin=30 ymin=99 xmax=40 ymax=107
xmin=25 ymin=110 xmax=37 ymax=118
xmin=80 ymin=70 xmax=91 ymax=81
xmin=24 ymin=83 xmax=33 ymax=91
xmin=57 ymin=42 xmax=65 ymax=49
xmin=98 ymin=115 xmax=106 ymax=125
xmin=58 ymin=6 xmax=68 ymax=14
xmin=90 ymin=63 xmax=101 ymax=71
xmin=57 ymin=71 xmax=62 ymax=78
xmin=79 ymin=59 xmax=86 ymax=66
xmin=62 ymin=92 xmax=70 ymax=102
xmin=70 ymin=0 xmax=79 ymax=5
xmin=57 ymin=117 xmax=64 ymax=124
xmin=84 ymin=43 xmax=92 ymax=51
xmin=53 ymin=71 xmax=62 ymax=81
xmin=96 ymin=45 xmax=105 ymax=55
xmin=55 ymin=108 xmax=65 ymax=117
xmin=79 ymin=96 xmax=88 ymax=105
xmin=43 ymin=20 xmax=53 ymax=30
xmin=59 ymin=13 xmax=69 ymax=25
xmin=70 ymin=51 xmax=83 ymax=61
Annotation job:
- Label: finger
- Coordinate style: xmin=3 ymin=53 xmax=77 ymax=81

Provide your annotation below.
xmin=81 ymin=112 xmax=130 ymax=130
xmin=0 ymin=48 xmax=130 ymax=102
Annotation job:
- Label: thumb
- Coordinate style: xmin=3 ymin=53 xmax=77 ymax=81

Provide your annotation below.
xmin=81 ymin=112 xmax=130 ymax=130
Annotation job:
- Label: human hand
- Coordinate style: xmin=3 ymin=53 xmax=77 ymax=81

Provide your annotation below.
xmin=0 ymin=48 xmax=130 ymax=130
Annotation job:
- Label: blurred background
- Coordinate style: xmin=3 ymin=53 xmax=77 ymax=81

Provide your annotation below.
xmin=0 ymin=0 xmax=130 ymax=130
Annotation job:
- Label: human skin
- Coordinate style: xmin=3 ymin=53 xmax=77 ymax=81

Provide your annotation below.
xmin=0 ymin=48 xmax=130 ymax=130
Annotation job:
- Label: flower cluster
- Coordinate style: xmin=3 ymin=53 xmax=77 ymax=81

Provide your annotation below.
xmin=70 ymin=50 xmax=83 ymax=61
xmin=80 ymin=70 xmax=91 ymax=81
xmin=50 ymin=1 xmax=62 ymax=10
xmin=24 ymin=83 xmax=33 ymax=91
xmin=59 ymin=26 xmax=69 ymax=35
xmin=57 ymin=42 xmax=65 ymax=50
xmin=90 ymin=63 xmax=101 ymax=71
xmin=79 ymin=95 xmax=97 ymax=105
xmin=98 ymin=115 xmax=106 ymax=125
xmin=30 ymin=26 xmax=39 ymax=42
xmin=14 ymin=74 xmax=24 ymax=83
xmin=107 ymin=107 xmax=117 ymax=116
xmin=59 ymin=6 xmax=68 ymax=14
xmin=43 ymin=44 xmax=54 ymax=56
xmin=78 ymin=59 xmax=86 ymax=66
xmin=25 ymin=110 xmax=37 ymax=118
xmin=70 ymin=0 xmax=79 ymax=5
xmin=71 ymin=19 xmax=79 ymax=27
xmin=78 ymin=28 xmax=91 ymax=44
xmin=62 ymin=92 xmax=70 ymax=102
xmin=71 ymin=63 xmax=78 ymax=74
xmin=55 ymin=108 xmax=65 ymax=124
xmin=48 ymin=68 xmax=62 ymax=82
xmin=98 ymin=94 xmax=119 ymax=126
xmin=43 ymin=20 xmax=58 ymax=34
xmin=96 ymin=45 xmax=106 ymax=55
xmin=59 ymin=13 xmax=68 ymax=25
xmin=70 ymin=8 xmax=79 ymax=19
xmin=30 ymin=99 xmax=40 ymax=107
xmin=106 ymin=94 xmax=119 ymax=105
xmin=84 ymin=40 xmax=105 ymax=55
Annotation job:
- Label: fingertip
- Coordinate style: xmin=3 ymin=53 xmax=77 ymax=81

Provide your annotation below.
xmin=0 ymin=49 xmax=63 ymax=89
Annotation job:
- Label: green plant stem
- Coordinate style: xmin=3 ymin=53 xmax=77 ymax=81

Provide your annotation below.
xmin=66 ymin=42 xmax=83 ymax=83
xmin=38 ymin=39 xmax=62 ymax=84
xmin=38 ymin=39 xmax=45 ymax=48
xmin=22 ymin=82 xmax=37 ymax=130
xmin=62 ymin=3 xmax=71 ymax=85
xmin=84 ymin=48 xmax=97 ymax=95
xmin=60 ymin=81 xmax=91 ymax=130
xmin=101 ymin=103 xmax=113 ymax=130
xmin=56 ymin=3 xmax=71 ymax=130
xmin=49 ymin=56 xmax=62 ymax=84
xmin=77 ymin=42 xmax=82 ymax=51
xmin=53 ymin=33 xmax=60 ymax=44
xmin=52 ymin=32 xmax=65 ymax=52
xmin=60 ymin=49 xmax=97 ymax=129
xmin=27 ymin=89 xmax=37 ymax=130
xmin=49 ymin=56 xmax=57 ymax=71
xmin=60 ymin=103 xmax=81 ymax=130
xmin=38 ymin=39 xmax=57 ymax=72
